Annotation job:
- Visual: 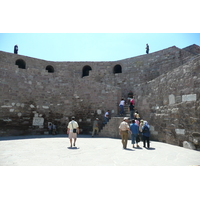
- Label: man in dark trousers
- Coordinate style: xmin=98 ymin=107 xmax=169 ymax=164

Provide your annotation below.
xmin=14 ymin=45 xmax=18 ymax=54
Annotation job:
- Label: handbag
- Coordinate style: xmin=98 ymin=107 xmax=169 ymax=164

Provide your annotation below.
xmin=71 ymin=122 xmax=76 ymax=133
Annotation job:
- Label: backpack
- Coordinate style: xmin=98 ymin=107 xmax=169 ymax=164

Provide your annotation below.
xmin=143 ymin=125 xmax=149 ymax=133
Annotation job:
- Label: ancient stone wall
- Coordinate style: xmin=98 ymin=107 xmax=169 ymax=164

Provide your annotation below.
xmin=133 ymin=55 xmax=200 ymax=149
xmin=0 ymin=52 xmax=121 ymax=135
xmin=0 ymin=44 xmax=200 ymax=149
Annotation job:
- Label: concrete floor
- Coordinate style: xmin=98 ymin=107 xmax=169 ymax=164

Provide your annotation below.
xmin=0 ymin=134 xmax=200 ymax=166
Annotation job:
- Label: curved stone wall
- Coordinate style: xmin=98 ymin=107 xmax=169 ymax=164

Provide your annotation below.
xmin=0 ymin=44 xmax=200 ymax=150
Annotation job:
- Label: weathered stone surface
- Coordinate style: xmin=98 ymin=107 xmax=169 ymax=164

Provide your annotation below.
xmin=183 ymin=141 xmax=196 ymax=150
xmin=0 ymin=44 xmax=200 ymax=150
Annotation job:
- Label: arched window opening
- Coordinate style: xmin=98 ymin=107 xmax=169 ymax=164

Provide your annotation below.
xmin=46 ymin=65 xmax=54 ymax=73
xmin=113 ymin=64 xmax=122 ymax=74
xmin=15 ymin=59 xmax=26 ymax=69
xmin=82 ymin=65 xmax=92 ymax=77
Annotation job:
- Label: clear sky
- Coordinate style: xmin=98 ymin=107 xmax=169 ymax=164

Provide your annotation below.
xmin=0 ymin=33 xmax=200 ymax=62
xmin=1 ymin=1 xmax=200 ymax=62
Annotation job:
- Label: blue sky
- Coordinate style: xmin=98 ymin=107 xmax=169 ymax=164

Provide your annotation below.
xmin=0 ymin=33 xmax=200 ymax=62
xmin=1 ymin=1 xmax=200 ymax=61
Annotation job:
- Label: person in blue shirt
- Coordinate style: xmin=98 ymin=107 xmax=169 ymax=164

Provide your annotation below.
xmin=142 ymin=121 xmax=151 ymax=148
xmin=130 ymin=119 xmax=139 ymax=148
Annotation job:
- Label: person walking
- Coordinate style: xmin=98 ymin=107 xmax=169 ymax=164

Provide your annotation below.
xmin=119 ymin=117 xmax=130 ymax=149
xmin=92 ymin=118 xmax=99 ymax=137
xmin=142 ymin=121 xmax=151 ymax=148
xmin=130 ymin=119 xmax=140 ymax=148
xmin=129 ymin=102 xmax=135 ymax=120
xmin=119 ymin=98 xmax=125 ymax=116
xmin=67 ymin=116 xmax=80 ymax=147
xmin=104 ymin=110 xmax=110 ymax=124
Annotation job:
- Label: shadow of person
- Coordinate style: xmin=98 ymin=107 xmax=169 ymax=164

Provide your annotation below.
xmin=135 ymin=146 xmax=143 ymax=149
xmin=124 ymin=148 xmax=134 ymax=151
xmin=67 ymin=147 xmax=79 ymax=150
xmin=146 ymin=147 xmax=155 ymax=150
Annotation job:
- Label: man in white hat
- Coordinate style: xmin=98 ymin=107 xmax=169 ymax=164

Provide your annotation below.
xmin=67 ymin=116 xmax=80 ymax=147
xmin=119 ymin=117 xmax=130 ymax=149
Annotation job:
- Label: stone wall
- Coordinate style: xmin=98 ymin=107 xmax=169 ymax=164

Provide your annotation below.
xmin=133 ymin=55 xmax=200 ymax=149
xmin=0 ymin=52 xmax=121 ymax=135
xmin=0 ymin=44 xmax=200 ymax=149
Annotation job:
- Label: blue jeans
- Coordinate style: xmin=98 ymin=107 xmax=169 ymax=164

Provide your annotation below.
xmin=119 ymin=105 xmax=124 ymax=115
xmin=131 ymin=134 xmax=138 ymax=144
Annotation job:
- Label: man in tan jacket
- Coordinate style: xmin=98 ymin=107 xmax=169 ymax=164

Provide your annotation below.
xmin=119 ymin=117 xmax=130 ymax=149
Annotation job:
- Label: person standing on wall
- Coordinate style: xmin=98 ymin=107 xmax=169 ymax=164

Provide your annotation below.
xmin=142 ymin=121 xmax=151 ymax=148
xmin=14 ymin=45 xmax=18 ymax=54
xmin=119 ymin=117 xmax=130 ymax=149
xmin=146 ymin=44 xmax=149 ymax=54
xmin=67 ymin=116 xmax=80 ymax=148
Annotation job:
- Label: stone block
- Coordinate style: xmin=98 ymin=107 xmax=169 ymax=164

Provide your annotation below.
xmin=169 ymin=94 xmax=175 ymax=104
xmin=175 ymin=129 xmax=185 ymax=135
xmin=33 ymin=117 xmax=44 ymax=126
xmin=182 ymin=94 xmax=197 ymax=102
xmin=183 ymin=141 xmax=196 ymax=150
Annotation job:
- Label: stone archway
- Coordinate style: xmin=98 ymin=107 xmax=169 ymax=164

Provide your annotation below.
xmin=82 ymin=65 xmax=92 ymax=77
xmin=15 ymin=59 xmax=26 ymax=69
xmin=46 ymin=65 xmax=54 ymax=73
xmin=113 ymin=64 xmax=122 ymax=74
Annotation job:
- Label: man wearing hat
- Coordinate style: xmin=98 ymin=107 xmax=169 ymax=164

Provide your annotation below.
xmin=92 ymin=118 xmax=99 ymax=137
xmin=67 ymin=116 xmax=80 ymax=147
xmin=119 ymin=117 xmax=130 ymax=149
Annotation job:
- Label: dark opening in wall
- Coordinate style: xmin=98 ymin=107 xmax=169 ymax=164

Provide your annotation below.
xmin=113 ymin=64 xmax=122 ymax=74
xmin=46 ymin=65 xmax=54 ymax=73
xmin=15 ymin=59 xmax=26 ymax=69
xmin=82 ymin=65 xmax=92 ymax=77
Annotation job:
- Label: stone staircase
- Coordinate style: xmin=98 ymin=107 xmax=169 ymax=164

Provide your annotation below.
xmin=99 ymin=117 xmax=124 ymax=139
xmin=99 ymin=105 xmax=132 ymax=139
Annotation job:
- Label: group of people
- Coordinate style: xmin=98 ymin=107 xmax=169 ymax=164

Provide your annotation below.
xmin=66 ymin=115 xmax=151 ymax=150
xmin=48 ymin=123 xmax=57 ymax=135
xmin=66 ymin=91 xmax=150 ymax=149
xmin=119 ymin=117 xmax=151 ymax=149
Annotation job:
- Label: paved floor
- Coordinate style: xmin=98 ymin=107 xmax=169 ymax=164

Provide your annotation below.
xmin=0 ymin=134 xmax=200 ymax=166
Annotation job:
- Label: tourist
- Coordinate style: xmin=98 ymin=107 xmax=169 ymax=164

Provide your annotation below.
xmin=129 ymin=102 xmax=135 ymax=120
xmin=119 ymin=98 xmax=125 ymax=116
xmin=130 ymin=119 xmax=140 ymax=148
xmin=104 ymin=110 xmax=110 ymax=124
xmin=14 ymin=45 xmax=18 ymax=54
xmin=146 ymin=44 xmax=149 ymax=54
xmin=92 ymin=118 xmax=99 ymax=137
xmin=134 ymin=110 xmax=141 ymax=121
xmin=119 ymin=117 xmax=130 ymax=149
xmin=139 ymin=119 xmax=144 ymax=141
xmin=127 ymin=91 xmax=133 ymax=104
xmin=67 ymin=116 xmax=80 ymax=147
xmin=142 ymin=121 xmax=151 ymax=148
xmin=48 ymin=123 xmax=53 ymax=135
xmin=52 ymin=124 xmax=57 ymax=135
xmin=130 ymin=97 xmax=135 ymax=106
